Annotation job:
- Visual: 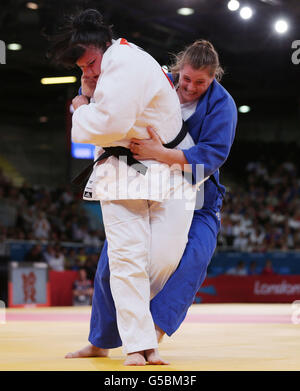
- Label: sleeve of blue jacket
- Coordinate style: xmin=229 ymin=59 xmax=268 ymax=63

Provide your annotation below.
xmin=181 ymin=84 xmax=237 ymax=184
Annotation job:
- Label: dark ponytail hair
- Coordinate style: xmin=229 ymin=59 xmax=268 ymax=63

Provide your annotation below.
xmin=46 ymin=9 xmax=113 ymax=68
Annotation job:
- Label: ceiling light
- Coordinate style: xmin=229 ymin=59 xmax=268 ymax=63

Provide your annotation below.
xmin=274 ymin=19 xmax=288 ymax=34
xmin=238 ymin=105 xmax=251 ymax=113
xmin=227 ymin=0 xmax=240 ymax=12
xmin=177 ymin=8 xmax=194 ymax=16
xmin=240 ymin=6 xmax=253 ymax=20
xmin=41 ymin=76 xmax=77 ymax=85
xmin=26 ymin=2 xmax=39 ymax=9
xmin=7 ymin=43 xmax=22 ymax=51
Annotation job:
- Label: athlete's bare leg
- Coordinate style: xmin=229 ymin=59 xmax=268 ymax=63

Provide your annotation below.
xmin=155 ymin=324 xmax=165 ymax=343
xmin=65 ymin=343 xmax=109 ymax=358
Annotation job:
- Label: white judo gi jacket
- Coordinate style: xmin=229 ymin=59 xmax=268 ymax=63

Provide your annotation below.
xmin=72 ymin=38 xmax=193 ymax=201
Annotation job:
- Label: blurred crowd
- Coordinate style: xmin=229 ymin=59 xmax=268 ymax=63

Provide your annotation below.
xmin=0 ymin=169 xmax=104 ymax=278
xmin=219 ymin=158 xmax=300 ymax=251
xmin=1 ymin=140 xmax=300 ymax=272
xmin=22 ymin=242 xmax=100 ymax=280
xmin=0 ymin=170 xmax=104 ymax=244
xmin=223 ymin=259 xmax=276 ymax=276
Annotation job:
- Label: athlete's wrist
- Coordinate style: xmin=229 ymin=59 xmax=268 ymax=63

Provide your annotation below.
xmin=156 ymin=147 xmax=170 ymax=164
xmin=158 ymin=148 xmax=189 ymax=171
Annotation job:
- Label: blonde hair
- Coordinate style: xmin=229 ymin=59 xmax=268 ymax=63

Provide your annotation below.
xmin=170 ymin=40 xmax=224 ymax=82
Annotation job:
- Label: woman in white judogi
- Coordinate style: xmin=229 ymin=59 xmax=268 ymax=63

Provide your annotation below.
xmin=49 ymin=9 xmax=196 ymax=365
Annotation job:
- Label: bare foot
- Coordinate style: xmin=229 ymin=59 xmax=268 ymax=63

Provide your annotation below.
xmin=155 ymin=324 xmax=165 ymax=343
xmin=124 ymin=351 xmax=146 ymax=366
xmin=65 ymin=344 xmax=109 ymax=358
xmin=145 ymin=348 xmax=169 ymax=365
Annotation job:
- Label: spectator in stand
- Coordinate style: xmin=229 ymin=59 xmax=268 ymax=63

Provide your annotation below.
xmin=231 ymin=219 xmax=243 ymax=240
xmin=72 ymin=268 xmax=94 ymax=306
xmin=230 ymin=205 xmax=243 ymax=224
xmin=33 ymin=211 xmax=51 ymax=240
xmin=219 ymin=216 xmax=234 ymax=247
xmin=248 ymin=225 xmax=265 ymax=252
xmin=20 ymin=205 xmax=36 ymax=233
xmin=226 ymin=260 xmax=248 ymax=276
xmin=61 ymin=185 xmax=74 ymax=205
xmin=240 ymin=211 xmax=253 ymax=235
xmin=44 ymin=243 xmax=65 ymax=271
xmin=71 ymin=257 xmax=82 ymax=271
xmin=81 ymin=225 xmax=94 ymax=246
xmin=72 ymin=220 xmax=86 ymax=242
xmin=248 ymin=261 xmax=259 ymax=275
xmin=261 ymin=259 xmax=276 ymax=276
xmin=65 ymin=248 xmax=78 ymax=270
xmin=89 ymin=230 xmax=103 ymax=248
xmin=0 ymin=187 xmax=18 ymax=228
xmin=76 ymin=247 xmax=88 ymax=267
xmin=24 ymin=244 xmax=44 ymax=263
xmin=288 ymin=210 xmax=300 ymax=233
xmin=233 ymin=231 xmax=249 ymax=252
xmin=43 ymin=244 xmax=55 ymax=263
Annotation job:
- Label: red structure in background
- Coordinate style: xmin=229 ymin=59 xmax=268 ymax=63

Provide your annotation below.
xmin=196 ymin=275 xmax=300 ymax=303
xmin=48 ymin=272 xmax=300 ymax=306
xmin=49 ymin=270 xmax=79 ymax=306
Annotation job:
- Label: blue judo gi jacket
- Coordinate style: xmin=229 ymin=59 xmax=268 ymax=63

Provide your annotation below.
xmin=88 ymin=77 xmax=237 ymax=347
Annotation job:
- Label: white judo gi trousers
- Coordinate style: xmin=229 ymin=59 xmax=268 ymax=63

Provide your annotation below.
xmin=100 ymin=191 xmax=195 ymax=354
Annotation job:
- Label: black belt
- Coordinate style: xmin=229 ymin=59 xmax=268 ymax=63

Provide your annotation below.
xmin=71 ymin=121 xmax=225 ymax=200
xmin=71 ymin=121 xmax=189 ymax=187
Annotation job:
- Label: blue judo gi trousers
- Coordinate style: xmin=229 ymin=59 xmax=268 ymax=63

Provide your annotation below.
xmin=88 ymin=207 xmax=220 ymax=349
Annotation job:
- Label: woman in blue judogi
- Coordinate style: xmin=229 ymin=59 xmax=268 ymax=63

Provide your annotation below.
xmin=67 ymin=39 xmax=237 ymax=360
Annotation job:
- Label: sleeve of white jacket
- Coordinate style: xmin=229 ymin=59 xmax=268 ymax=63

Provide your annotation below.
xmin=72 ymin=44 xmax=158 ymax=145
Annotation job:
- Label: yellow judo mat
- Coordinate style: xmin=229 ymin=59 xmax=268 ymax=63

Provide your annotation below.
xmin=0 ymin=303 xmax=299 ymax=371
